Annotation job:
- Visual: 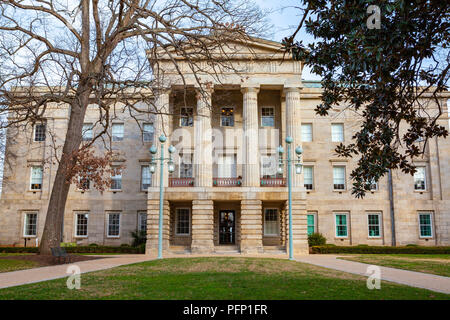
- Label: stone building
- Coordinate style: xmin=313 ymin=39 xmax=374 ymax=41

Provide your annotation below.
xmin=0 ymin=38 xmax=449 ymax=255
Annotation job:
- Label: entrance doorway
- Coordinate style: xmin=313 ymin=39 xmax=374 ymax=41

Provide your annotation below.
xmin=219 ymin=210 xmax=235 ymax=244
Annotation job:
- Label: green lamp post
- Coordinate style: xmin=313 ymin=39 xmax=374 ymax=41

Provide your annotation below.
xmin=278 ymin=136 xmax=303 ymax=260
xmin=149 ymin=134 xmax=176 ymax=259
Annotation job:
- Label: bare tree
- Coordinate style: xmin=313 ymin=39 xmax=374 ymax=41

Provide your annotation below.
xmin=0 ymin=0 xmax=266 ymax=254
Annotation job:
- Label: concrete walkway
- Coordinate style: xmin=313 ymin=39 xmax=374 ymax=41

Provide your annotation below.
xmin=0 ymin=254 xmax=154 ymax=289
xmin=296 ymin=255 xmax=450 ymax=294
xmin=0 ymin=254 xmax=449 ymax=294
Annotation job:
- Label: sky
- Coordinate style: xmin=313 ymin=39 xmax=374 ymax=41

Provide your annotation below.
xmin=254 ymin=0 xmax=321 ymax=80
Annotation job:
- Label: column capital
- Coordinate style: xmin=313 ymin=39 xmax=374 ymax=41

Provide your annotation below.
xmin=241 ymin=85 xmax=260 ymax=94
xmin=283 ymin=86 xmax=302 ymax=94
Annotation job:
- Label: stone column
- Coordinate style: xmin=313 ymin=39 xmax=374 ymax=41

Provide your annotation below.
xmin=284 ymin=198 xmax=309 ymax=256
xmin=191 ymin=199 xmax=214 ymax=253
xmin=240 ymin=199 xmax=263 ymax=253
xmin=194 ymin=89 xmax=213 ymax=187
xmin=153 ymin=89 xmax=171 ymax=187
xmin=241 ymin=86 xmax=260 ymax=187
xmin=145 ymin=199 xmax=170 ymax=255
xmin=284 ymin=86 xmax=303 ymax=187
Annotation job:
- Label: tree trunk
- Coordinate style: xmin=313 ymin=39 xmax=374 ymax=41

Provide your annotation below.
xmin=39 ymin=87 xmax=91 ymax=255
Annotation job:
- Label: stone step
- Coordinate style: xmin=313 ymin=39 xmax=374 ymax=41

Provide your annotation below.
xmin=214 ymin=245 xmax=240 ymax=254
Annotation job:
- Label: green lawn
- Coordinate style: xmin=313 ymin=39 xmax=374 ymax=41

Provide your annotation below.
xmin=0 ymin=257 xmax=447 ymax=300
xmin=338 ymin=254 xmax=450 ymax=277
xmin=0 ymin=259 xmax=40 ymax=273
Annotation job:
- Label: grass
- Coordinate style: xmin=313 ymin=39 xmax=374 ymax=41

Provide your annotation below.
xmin=338 ymin=254 xmax=450 ymax=277
xmin=0 ymin=259 xmax=40 ymax=273
xmin=0 ymin=257 xmax=448 ymax=300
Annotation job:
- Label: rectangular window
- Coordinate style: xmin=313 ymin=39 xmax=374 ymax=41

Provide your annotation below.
xmin=141 ymin=166 xmax=151 ymax=190
xmin=176 ymin=208 xmax=190 ymax=235
xmin=107 ymin=213 xmax=120 ymax=237
xmin=179 ymin=154 xmax=193 ymax=178
xmin=24 ymin=213 xmax=37 ymax=237
xmin=370 ymin=179 xmax=378 ymax=191
xmin=260 ymin=155 xmax=277 ymax=178
xmin=331 ymin=123 xmax=344 ymax=142
xmin=78 ymin=176 xmax=90 ymax=190
xmin=75 ymin=213 xmax=89 ymax=237
xmin=335 ymin=213 xmax=348 ymax=237
xmin=261 ymin=107 xmax=275 ymax=127
xmin=307 ymin=214 xmax=315 ymax=235
xmin=30 ymin=166 xmax=43 ymax=190
xmin=138 ymin=212 xmax=147 ymax=233
xmin=419 ymin=213 xmax=433 ymax=238
xmin=110 ymin=167 xmax=122 ymax=190
xmin=217 ymin=154 xmax=237 ymax=178
xmin=414 ymin=167 xmax=426 ymax=191
xmin=180 ymin=107 xmax=194 ymax=127
xmin=34 ymin=123 xmax=46 ymax=142
xmin=82 ymin=123 xmax=93 ymax=141
xmin=301 ymin=123 xmax=313 ymax=142
xmin=264 ymin=208 xmax=279 ymax=235
xmin=303 ymin=166 xmax=314 ymax=190
xmin=143 ymin=123 xmax=154 ymax=142
xmin=368 ymin=213 xmax=381 ymax=237
xmin=112 ymin=123 xmax=124 ymax=141
xmin=221 ymin=108 xmax=234 ymax=127
xmin=333 ymin=166 xmax=346 ymax=190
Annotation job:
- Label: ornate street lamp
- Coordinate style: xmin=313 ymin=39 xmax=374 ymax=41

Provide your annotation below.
xmin=278 ymin=136 xmax=303 ymax=260
xmin=150 ymin=134 xmax=176 ymax=259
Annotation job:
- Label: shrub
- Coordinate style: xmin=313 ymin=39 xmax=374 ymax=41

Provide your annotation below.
xmin=406 ymin=244 xmax=419 ymax=247
xmin=120 ymin=243 xmax=131 ymax=247
xmin=311 ymin=245 xmax=450 ymax=254
xmin=131 ymin=230 xmax=147 ymax=247
xmin=88 ymin=243 xmax=98 ymax=247
xmin=0 ymin=247 xmax=38 ymax=253
xmin=308 ymin=233 xmax=327 ymax=247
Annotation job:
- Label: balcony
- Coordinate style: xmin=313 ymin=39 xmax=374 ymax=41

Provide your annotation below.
xmin=213 ymin=177 xmax=242 ymax=187
xmin=260 ymin=177 xmax=286 ymax=187
xmin=169 ymin=177 xmax=195 ymax=187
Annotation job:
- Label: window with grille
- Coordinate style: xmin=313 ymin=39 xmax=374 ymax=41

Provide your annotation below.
xmin=78 ymin=176 xmax=90 ymax=190
xmin=335 ymin=214 xmax=348 ymax=237
xmin=307 ymin=214 xmax=315 ymax=235
xmin=107 ymin=213 xmax=120 ymax=237
xmin=110 ymin=167 xmax=122 ymax=190
xmin=331 ymin=123 xmax=344 ymax=142
xmin=34 ymin=123 xmax=46 ymax=142
xmin=30 ymin=166 xmax=43 ymax=190
xmin=75 ymin=213 xmax=88 ymax=237
xmin=143 ymin=123 xmax=154 ymax=142
xmin=221 ymin=108 xmax=234 ymax=127
xmin=82 ymin=123 xmax=93 ymax=141
xmin=180 ymin=107 xmax=194 ymax=127
xmin=419 ymin=213 xmax=433 ymax=238
xmin=368 ymin=213 xmax=381 ymax=237
xmin=301 ymin=123 xmax=313 ymax=142
xmin=24 ymin=213 xmax=37 ymax=237
xmin=261 ymin=107 xmax=275 ymax=127
xmin=333 ymin=166 xmax=346 ymax=190
xmin=414 ymin=167 xmax=426 ymax=190
xmin=112 ymin=123 xmax=124 ymax=141
xmin=179 ymin=154 xmax=193 ymax=178
xmin=138 ymin=212 xmax=147 ymax=233
xmin=264 ymin=208 xmax=278 ymax=235
xmin=369 ymin=179 xmax=378 ymax=191
xmin=303 ymin=166 xmax=314 ymax=190
xmin=141 ymin=166 xmax=151 ymax=190
xmin=176 ymin=208 xmax=190 ymax=235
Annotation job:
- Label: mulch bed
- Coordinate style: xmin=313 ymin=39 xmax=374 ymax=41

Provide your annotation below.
xmin=0 ymin=254 xmax=100 ymax=267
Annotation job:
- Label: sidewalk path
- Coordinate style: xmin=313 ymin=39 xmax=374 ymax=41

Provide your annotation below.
xmin=0 ymin=254 xmax=154 ymax=289
xmin=295 ymin=255 xmax=450 ymax=294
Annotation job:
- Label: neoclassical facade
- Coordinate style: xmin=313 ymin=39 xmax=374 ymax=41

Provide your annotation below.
xmin=0 ymin=38 xmax=449 ymax=255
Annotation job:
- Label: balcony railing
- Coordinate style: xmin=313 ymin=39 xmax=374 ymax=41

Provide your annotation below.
xmin=169 ymin=177 xmax=195 ymax=187
xmin=213 ymin=177 xmax=242 ymax=187
xmin=260 ymin=177 xmax=286 ymax=187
